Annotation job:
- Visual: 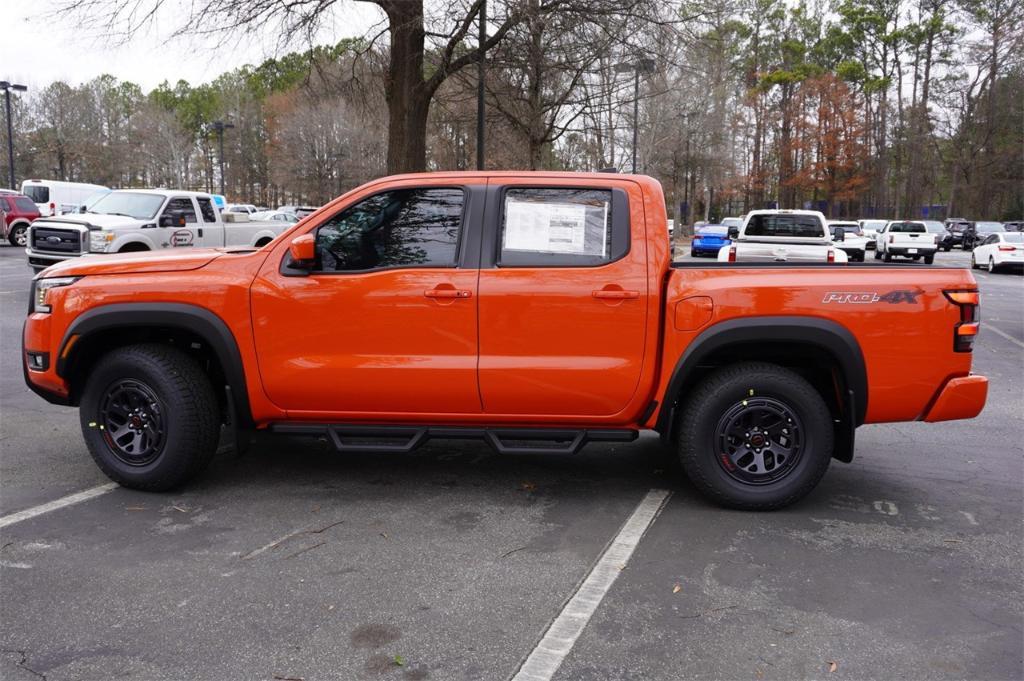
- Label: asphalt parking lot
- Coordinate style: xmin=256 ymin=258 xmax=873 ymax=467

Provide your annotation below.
xmin=1 ymin=245 xmax=1021 ymax=680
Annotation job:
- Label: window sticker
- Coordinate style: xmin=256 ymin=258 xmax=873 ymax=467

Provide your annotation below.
xmin=504 ymin=200 xmax=606 ymax=254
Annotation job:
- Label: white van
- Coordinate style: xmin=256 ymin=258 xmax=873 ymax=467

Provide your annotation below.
xmin=21 ymin=179 xmax=109 ymax=217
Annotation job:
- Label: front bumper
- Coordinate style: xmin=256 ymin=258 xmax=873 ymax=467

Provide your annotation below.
xmin=923 ymin=375 xmax=987 ymax=422
xmin=22 ymin=317 xmax=72 ymax=405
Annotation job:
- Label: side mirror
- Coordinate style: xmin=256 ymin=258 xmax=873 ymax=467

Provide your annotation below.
xmin=834 ymin=227 xmax=845 ymax=242
xmin=727 ymin=226 xmax=739 ymax=239
xmin=288 ymin=233 xmax=316 ymax=265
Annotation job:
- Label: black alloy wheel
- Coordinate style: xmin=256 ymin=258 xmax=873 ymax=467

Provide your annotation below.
xmin=99 ymin=379 xmax=166 ymax=466
xmin=714 ymin=396 xmax=803 ymax=485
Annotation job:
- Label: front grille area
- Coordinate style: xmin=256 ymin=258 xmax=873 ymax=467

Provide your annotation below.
xmin=32 ymin=227 xmax=82 ymax=254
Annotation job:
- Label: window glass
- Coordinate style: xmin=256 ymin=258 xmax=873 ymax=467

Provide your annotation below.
xmin=975 ymin=221 xmax=1005 ymax=232
xmin=196 ymin=197 xmax=217 ymax=223
xmin=23 ymin=185 xmax=49 ymax=203
xmin=745 ymin=214 xmax=825 ymax=238
xmin=14 ymin=196 xmax=37 ymax=212
xmin=922 ymin=221 xmax=946 ymax=233
xmin=888 ymin=221 xmax=926 ymax=233
xmin=315 ymin=188 xmax=463 ymax=272
xmin=91 ymin=192 xmax=165 ymax=219
xmin=1002 ymin=233 xmax=1023 ymax=243
xmin=499 ymin=188 xmax=619 ymax=266
xmin=164 ymin=198 xmax=198 ymax=223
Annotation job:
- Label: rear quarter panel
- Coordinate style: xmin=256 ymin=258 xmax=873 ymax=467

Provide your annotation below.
xmin=657 ymin=266 xmax=977 ymax=423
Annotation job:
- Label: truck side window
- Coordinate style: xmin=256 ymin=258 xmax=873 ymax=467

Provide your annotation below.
xmin=196 ymin=198 xmax=217 ymax=223
xmin=498 ymin=188 xmax=625 ymax=267
xmin=164 ymin=198 xmax=198 ymax=224
xmin=315 ymin=188 xmax=463 ymax=272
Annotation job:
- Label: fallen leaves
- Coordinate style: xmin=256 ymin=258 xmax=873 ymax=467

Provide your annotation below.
xmin=393 ymin=654 xmax=406 ymax=667
xmin=827 ymin=660 xmax=838 ymax=673
xmin=672 ymin=584 xmax=682 ymax=594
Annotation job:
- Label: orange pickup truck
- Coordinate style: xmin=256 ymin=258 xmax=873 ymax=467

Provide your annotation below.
xmin=22 ymin=172 xmax=988 ymax=509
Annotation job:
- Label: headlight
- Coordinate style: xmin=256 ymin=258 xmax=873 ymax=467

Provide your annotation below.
xmin=89 ymin=231 xmax=116 ymax=252
xmin=32 ymin=277 xmax=79 ymax=314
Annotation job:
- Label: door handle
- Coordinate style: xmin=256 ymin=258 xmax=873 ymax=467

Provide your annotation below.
xmin=592 ymin=289 xmax=639 ymax=300
xmin=425 ymin=288 xmax=472 ymax=299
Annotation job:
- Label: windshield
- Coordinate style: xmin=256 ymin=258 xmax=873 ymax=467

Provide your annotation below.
xmin=860 ymin=220 xmax=886 ymax=230
xmin=721 ymin=218 xmax=742 ymax=227
xmin=89 ymin=192 xmax=165 ymax=219
xmin=922 ymin=221 xmax=946 ymax=233
xmin=745 ymin=215 xmax=825 ymax=238
xmin=83 ymin=189 xmax=111 ymax=210
xmin=23 ymin=185 xmax=49 ymax=203
xmin=975 ymin=221 xmax=1005 ymax=232
xmin=889 ymin=222 xmax=926 ymax=233
xmin=698 ymin=226 xmax=728 ymax=236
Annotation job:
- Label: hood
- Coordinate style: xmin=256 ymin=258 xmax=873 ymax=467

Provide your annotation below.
xmin=34 ymin=213 xmax=145 ymax=230
xmin=37 ymin=248 xmax=224 ymax=278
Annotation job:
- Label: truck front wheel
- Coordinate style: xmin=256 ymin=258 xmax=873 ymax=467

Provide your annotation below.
xmin=676 ymin=362 xmax=834 ymax=510
xmin=79 ymin=344 xmax=220 ymax=491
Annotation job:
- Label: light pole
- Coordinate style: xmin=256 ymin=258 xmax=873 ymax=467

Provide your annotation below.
xmin=476 ymin=0 xmax=487 ymax=170
xmin=1 ymin=81 xmax=28 ymax=190
xmin=210 ymin=120 xmax=235 ymax=196
xmin=614 ymin=58 xmax=655 ymax=174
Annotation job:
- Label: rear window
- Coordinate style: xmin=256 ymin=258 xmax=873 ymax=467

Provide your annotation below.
xmin=889 ymin=222 xmax=926 ymax=233
xmin=23 ymin=185 xmax=48 ymax=203
xmin=922 ymin=221 xmax=946 ymax=233
xmin=196 ymin=197 xmax=217 ymax=223
xmin=14 ymin=197 xmax=38 ymax=213
xmin=1003 ymin=233 xmax=1023 ymax=243
xmin=975 ymin=221 xmax=1005 ymax=232
xmin=745 ymin=214 xmax=824 ymax=238
xmin=698 ymin=226 xmax=728 ymax=236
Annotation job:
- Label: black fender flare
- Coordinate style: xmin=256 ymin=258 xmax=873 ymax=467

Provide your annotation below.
xmin=655 ymin=316 xmax=867 ymax=440
xmin=57 ymin=302 xmax=254 ymax=428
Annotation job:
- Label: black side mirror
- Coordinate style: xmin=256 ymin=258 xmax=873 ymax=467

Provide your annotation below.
xmin=79 ymin=205 xmax=87 ymax=214
xmin=727 ymin=226 xmax=739 ymax=239
xmin=834 ymin=227 xmax=845 ymax=242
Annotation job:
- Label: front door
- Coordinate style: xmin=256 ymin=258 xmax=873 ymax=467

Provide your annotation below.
xmin=251 ymin=184 xmax=482 ymax=416
xmin=477 ymin=181 xmax=649 ymax=417
xmin=158 ymin=196 xmax=201 ymax=250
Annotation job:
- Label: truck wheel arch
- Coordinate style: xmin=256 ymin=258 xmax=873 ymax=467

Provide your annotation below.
xmin=655 ymin=316 xmax=867 ymax=458
xmin=56 ymin=303 xmax=253 ymax=429
xmin=118 ymin=240 xmax=152 ymax=253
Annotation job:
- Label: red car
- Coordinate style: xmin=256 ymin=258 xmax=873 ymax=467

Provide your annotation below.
xmin=1 ymin=191 xmax=41 ymax=246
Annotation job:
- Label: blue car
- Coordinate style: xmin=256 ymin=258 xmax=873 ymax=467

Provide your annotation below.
xmin=691 ymin=224 xmax=731 ymax=257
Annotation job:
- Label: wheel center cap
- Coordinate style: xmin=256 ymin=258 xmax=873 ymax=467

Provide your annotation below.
xmin=130 ymin=416 xmax=143 ymax=429
xmin=750 ymin=434 xmax=766 ymax=448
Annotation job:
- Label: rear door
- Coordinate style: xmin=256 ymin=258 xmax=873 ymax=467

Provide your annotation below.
xmin=195 ymin=196 xmax=225 ymax=247
xmin=476 ymin=179 xmax=648 ymax=417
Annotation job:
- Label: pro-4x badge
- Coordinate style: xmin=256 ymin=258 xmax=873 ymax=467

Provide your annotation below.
xmin=823 ymin=290 xmax=920 ymax=304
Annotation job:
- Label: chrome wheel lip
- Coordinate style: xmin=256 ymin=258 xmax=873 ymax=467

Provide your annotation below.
xmin=714 ymin=396 xmax=805 ymax=486
xmin=99 ymin=379 xmax=166 ymax=467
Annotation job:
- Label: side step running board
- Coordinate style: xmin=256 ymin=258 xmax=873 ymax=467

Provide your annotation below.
xmin=268 ymin=423 xmax=638 ymax=456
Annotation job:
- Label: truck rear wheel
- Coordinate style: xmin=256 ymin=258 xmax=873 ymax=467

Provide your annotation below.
xmin=79 ymin=344 xmax=220 ymax=491
xmin=676 ymin=362 xmax=834 ymax=510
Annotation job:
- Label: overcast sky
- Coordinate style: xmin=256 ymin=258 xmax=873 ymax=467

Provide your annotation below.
xmin=0 ymin=0 xmax=381 ymax=92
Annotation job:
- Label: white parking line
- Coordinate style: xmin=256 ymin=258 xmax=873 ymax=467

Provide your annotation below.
xmin=984 ymin=324 xmax=1024 ymax=349
xmin=0 ymin=483 xmax=118 ymax=530
xmin=511 ymin=488 xmax=671 ymax=681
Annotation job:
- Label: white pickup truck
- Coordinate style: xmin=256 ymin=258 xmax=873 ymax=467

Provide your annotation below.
xmin=26 ymin=189 xmax=288 ymax=272
xmin=874 ymin=220 xmax=939 ymax=264
xmin=718 ymin=209 xmax=848 ymax=263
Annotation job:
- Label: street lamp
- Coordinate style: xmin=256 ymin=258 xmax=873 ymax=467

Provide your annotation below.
xmin=1 ymin=81 xmax=28 ymax=190
xmin=210 ymin=120 xmax=235 ymax=196
xmin=614 ymin=57 xmax=656 ymax=174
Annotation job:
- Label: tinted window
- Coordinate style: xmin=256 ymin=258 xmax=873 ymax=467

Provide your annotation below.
xmin=14 ymin=197 xmax=37 ymax=213
xmin=23 ymin=186 xmax=49 ymax=203
xmin=164 ymin=198 xmax=198 ymax=223
xmin=499 ymin=188 xmax=625 ymax=267
xmin=315 ymin=188 xmax=463 ymax=272
xmin=889 ymin=222 xmax=926 ymax=233
xmin=745 ymin=215 xmax=825 ymax=238
xmin=196 ymin=198 xmax=217 ymax=223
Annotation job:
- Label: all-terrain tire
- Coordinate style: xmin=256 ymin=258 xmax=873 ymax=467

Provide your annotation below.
xmin=676 ymin=362 xmax=834 ymax=511
xmin=79 ymin=343 xmax=220 ymax=491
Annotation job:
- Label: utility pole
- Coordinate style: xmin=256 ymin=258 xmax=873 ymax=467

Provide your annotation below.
xmin=211 ymin=120 xmax=235 ymax=196
xmin=1 ymin=81 xmax=28 ymax=190
xmin=476 ymin=0 xmax=486 ymax=170
xmin=613 ymin=58 xmax=656 ymax=174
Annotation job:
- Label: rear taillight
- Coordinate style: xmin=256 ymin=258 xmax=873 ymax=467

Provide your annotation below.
xmin=727 ymin=246 xmax=737 ymax=263
xmin=998 ymin=245 xmax=1014 ymax=252
xmin=827 ymin=249 xmax=836 ymax=263
xmin=944 ymin=290 xmax=980 ymax=352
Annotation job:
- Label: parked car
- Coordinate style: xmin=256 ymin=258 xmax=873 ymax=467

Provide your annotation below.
xmin=875 ymin=220 xmax=939 ymax=263
xmin=961 ymin=221 xmax=1006 ymax=251
xmin=719 ymin=209 xmax=847 ymax=263
xmin=1 ymin=192 xmax=41 ymax=246
xmin=25 ymin=189 xmax=289 ymax=271
xmin=940 ymin=219 xmax=972 ymax=250
xmin=858 ymin=219 xmax=888 ymax=250
xmin=22 ymin=172 xmax=987 ymax=511
xmin=224 ymin=203 xmax=259 ymax=215
xmin=690 ymin=224 xmax=730 ymax=257
xmin=971 ymin=232 xmax=1023 ymax=273
xmin=21 ymin=179 xmax=109 ymax=217
xmin=1002 ymin=221 xmax=1023 ymax=232
xmin=921 ymin=220 xmax=949 ymax=246
xmin=252 ymin=210 xmax=298 ymax=224
xmin=827 ymin=220 xmax=868 ymax=261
